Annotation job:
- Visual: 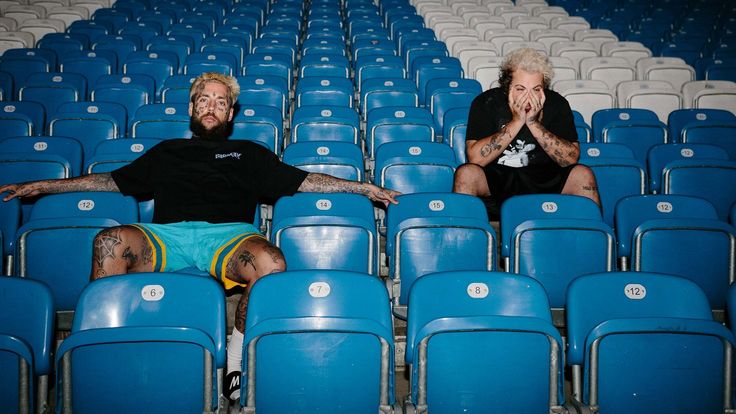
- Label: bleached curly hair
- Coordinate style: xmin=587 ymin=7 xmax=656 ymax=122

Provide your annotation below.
xmin=498 ymin=48 xmax=555 ymax=93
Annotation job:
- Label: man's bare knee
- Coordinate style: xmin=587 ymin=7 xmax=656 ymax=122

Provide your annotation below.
xmin=562 ymin=165 xmax=600 ymax=205
xmin=453 ymin=163 xmax=490 ymax=196
xmin=91 ymin=225 xmax=152 ymax=280
xmin=227 ymin=238 xmax=285 ymax=286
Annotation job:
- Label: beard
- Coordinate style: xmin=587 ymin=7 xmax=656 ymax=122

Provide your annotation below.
xmin=190 ymin=115 xmax=232 ymax=141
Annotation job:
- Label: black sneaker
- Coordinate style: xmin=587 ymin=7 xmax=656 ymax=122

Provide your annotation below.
xmin=224 ymin=370 xmax=241 ymax=405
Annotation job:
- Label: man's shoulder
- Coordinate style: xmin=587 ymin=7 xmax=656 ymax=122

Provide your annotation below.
xmin=544 ymin=88 xmax=568 ymax=104
xmin=474 ymin=87 xmax=504 ymax=104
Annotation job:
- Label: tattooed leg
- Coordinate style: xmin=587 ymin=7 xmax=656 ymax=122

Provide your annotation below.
xmin=561 ymin=164 xmax=601 ymax=205
xmin=225 ymin=237 xmax=286 ymax=332
xmin=90 ymin=225 xmax=153 ymax=280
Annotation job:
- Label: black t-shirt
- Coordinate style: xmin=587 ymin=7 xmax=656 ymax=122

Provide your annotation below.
xmin=111 ymin=139 xmax=309 ymax=224
xmin=466 ymin=87 xmax=578 ymax=169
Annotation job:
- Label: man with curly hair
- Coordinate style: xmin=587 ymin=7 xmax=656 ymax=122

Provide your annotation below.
xmin=453 ymin=48 xmax=600 ymax=218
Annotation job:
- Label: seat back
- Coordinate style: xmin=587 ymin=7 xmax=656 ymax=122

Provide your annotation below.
xmin=241 ymin=270 xmax=395 ymax=413
xmin=56 ymin=273 xmax=226 ymax=413
xmin=366 ymin=106 xmax=435 ymax=157
xmin=0 ymin=277 xmax=54 ymax=414
xmin=271 ymin=193 xmax=378 ymax=275
xmin=405 ymin=271 xmax=563 ymax=413
xmin=647 ymin=143 xmax=729 ymax=194
xmin=0 ymin=135 xmax=83 ymax=177
xmin=231 ymin=104 xmax=283 ymax=154
xmin=566 ymin=272 xmax=733 ymax=413
xmin=663 ymin=159 xmax=736 ymax=220
xmin=584 ymin=156 xmax=647 ymax=226
xmin=290 ymin=105 xmax=360 ymax=145
xmin=386 ymin=193 xmax=497 ymax=310
xmin=374 ymin=141 xmax=456 ymax=194
xmin=667 ymin=108 xmax=736 ymax=143
xmin=282 ymin=141 xmax=365 ymax=181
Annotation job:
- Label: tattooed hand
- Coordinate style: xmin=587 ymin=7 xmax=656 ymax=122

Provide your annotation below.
xmin=364 ymin=183 xmax=401 ymax=206
xmin=0 ymin=183 xmax=41 ymax=201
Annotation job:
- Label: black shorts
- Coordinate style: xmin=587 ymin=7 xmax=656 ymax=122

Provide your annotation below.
xmin=481 ymin=163 xmax=577 ymax=219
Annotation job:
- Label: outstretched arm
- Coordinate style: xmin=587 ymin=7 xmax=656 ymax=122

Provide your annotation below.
xmin=298 ymin=173 xmax=400 ymax=206
xmin=0 ymin=173 xmax=120 ymax=201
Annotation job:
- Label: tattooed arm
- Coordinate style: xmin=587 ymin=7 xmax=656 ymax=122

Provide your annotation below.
xmin=526 ymin=120 xmax=580 ymax=167
xmin=465 ymin=119 xmax=524 ymax=166
xmin=0 ymin=173 xmax=120 ymax=202
xmin=298 ymin=173 xmax=400 ymax=206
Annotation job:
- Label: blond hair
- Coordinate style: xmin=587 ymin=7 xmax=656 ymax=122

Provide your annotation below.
xmin=499 ymin=48 xmax=555 ymax=93
xmin=189 ymin=72 xmax=240 ymax=106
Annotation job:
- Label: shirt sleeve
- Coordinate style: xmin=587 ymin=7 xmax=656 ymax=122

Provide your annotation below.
xmin=110 ymin=144 xmax=157 ymax=198
xmin=465 ymin=91 xmax=499 ymax=141
xmin=250 ymin=144 xmax=309 ymax=201
xmin=544 ymin=91 xmax=578 ymax=143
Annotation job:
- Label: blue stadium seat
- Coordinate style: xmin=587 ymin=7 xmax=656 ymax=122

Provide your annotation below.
xmin=55 ymin=273 xmax=226 ymax=413
xmin=59 ymin=51 xmax=115 ymax=94
xmin=84 ymin=137 xmax=161 ymax=174
xmin=442 ymin=106 xmax=469 ymax=164
xmin=231 ymin=104 xmax=283 ymax=154
xmin=282 ymin=141 xmax=365 ymax=181
xmin=92 ymin=74 xmax=154 ymax=123
xmin=366 ymin=106 xmax=434 ymax=158
xmin=353 ymin=55 xmax=405 ymax=93
xmin=501 ymin=194 xmax=614 ymax=309
xmin=37 ymin=33 xmax=87 ymax=60
xmin=680 ymin=119 xmax=736 ymax=159
xmin=68 ymin=20 xmax=110 ymax=44
xmin=271 ymin=193 xmax=378 ymax=275
xmin=241 ymin=53 xmax=292 ymax=91
xmin=359 ymin=78 xmax=419 ymax=122
xmin=238 ymin=270 xmax=396 ymax=413
xmin=200 ymin=37 xmax=246 ymax=74
xmin=386 ymin=193 xmax=496 ymax=317
xmin=584 ymin=157 xmax=646 ymax=226
xmin=160 ymin=74 xmax=197 ymax=103
xmin=0 ymin=150 xmax=72 ymax=222
xmin=591 ymin=108 xmax=667 ymax=165
xmin=290 ymin=105 xmax=360 ymax=145
xmin=130 ymin=103 xmax=191 ymax=139
xmin=667 ymin=108 xmax=736 ymax=143
xmin=19 ymin=72 xmax=86 ymax=118
xmin=374 ymin=141 xmax=456 ymax=194
xmin=236 ymin=75 xmax=289 ymax=120
xmin=48 ymin=102 xmax=127 ymax=162
xmin=300 ymin=37 xmax=346 ymax=57
xmin=351 ymin=37 xmax=397 ymax=62
xmin=298 ymin=53 xmax=350 ymax=79
xmin=14 ymin=192 xmax=138 ymax=310
xmin=92 ymin=34 xmax=140 ymax=72
xmin=123 ymin=50 xmax=178 ymax=99
xmin=425 ymin=78 xmax=480 ymax=136
xmin=412 ymin=56 xmax=463 ymax=103
xmin=663 ymin=159 xmax=736 ymax=221
xmin=566 ymin=272 xmax=734 ymax=414
xmin=295 ymin=76 xmax=355 ymax=108
xmin=167 ymin=22 xmax=209 ymax=51
xmin=183 ymin=51 xmax=238 ymax=76
xmin=252 ymin=37 xmax=298 ymax=68
xmin=0 ymin=136 xmax=83 ymax=178
xmin=147 ymin=35 xmax=193 ymax=73
xmin=405 ymin=271 xmax=567 ymax=413
xmin=614 ymin=194 xmax=732 ymax=307
xmin=647 ymin=143 xmax=729 ymax=194
xmin=0 ymin=49 xmax=53 ymax=98
xmin=0 ymin=101 xmax=44 ymax=137
xmin=0 ymin=277 xmax=54 ymax=414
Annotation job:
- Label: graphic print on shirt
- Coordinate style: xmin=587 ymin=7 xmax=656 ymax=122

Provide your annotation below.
xmin=498 ymin=139 xmax=536 ymax=167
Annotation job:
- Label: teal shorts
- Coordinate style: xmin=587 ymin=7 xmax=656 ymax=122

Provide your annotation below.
xmin=129 ymin=221 xmax=264 ymax=289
